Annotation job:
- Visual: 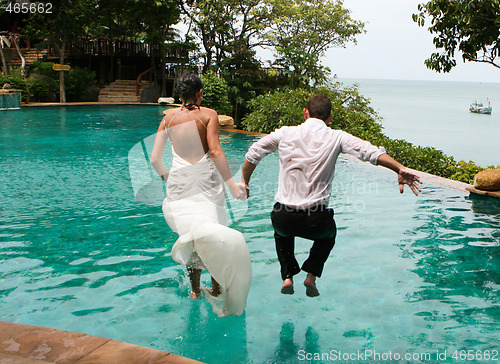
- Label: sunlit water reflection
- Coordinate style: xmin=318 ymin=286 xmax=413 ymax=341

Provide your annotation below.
xmin=1 ymin=106 xmax=498 ymax=363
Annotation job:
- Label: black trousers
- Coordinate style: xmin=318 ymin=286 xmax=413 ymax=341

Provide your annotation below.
xmin=270 ymin=202 xmax=337 ymax=280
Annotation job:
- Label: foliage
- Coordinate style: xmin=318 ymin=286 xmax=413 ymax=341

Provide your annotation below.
xmin=219 ymin=47 xmax=264 ymax=123
xmin=243 ymin=84 xmax=494 ymax=184
xmin=28 ymin=61 xmax=96 ymax=101
xmin=273 ymin=49 xmax=330 ymax=89
xmin=29 ymin=60 xmax=59 ymax=79
xmin=182 ymin=0 xmax=363 ymax=89
xmin=200 ymin=71 xmax=232 ymax=115
xmin=0 ymin=73 xmax=26 ymax=100
xmin=449 ymin=160 xmax=487 ymax=183
xmin=23 ymin=0 xmax=100 ymax=42
xmin=266 ymin=0 xmax=364 ymax=87
xmin=27 ymin=78 xmax=57 ymax=102
xmin=181 ymin=0 xmax=273 ymax=72
xmin=65 ymin=67 xmax=97 ymax=101
xmin=243 ymin=88 xmax=312 ymax=132
xmin=23 ymin=0 xmax=100 ymax=102
xmin=99 ymin=0 xmax=181 ymax=96
xmin=413 ymin=0 xmax=500 ymax=72
xmin=1 ymin=63 xmax=96 ymax=102
xmin=0 ymin=73 xmax=53 ymax=102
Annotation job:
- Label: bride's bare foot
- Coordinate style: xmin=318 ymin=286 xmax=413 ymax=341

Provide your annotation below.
xmin=209 ymin=277 xmax=221 ymax=297
xmin=304 ymin=273 xmax=319 ymax=297
xmin=191 ymin=290 xmax=201 ymax=299
xmin=281 ymin=278 xmax=294 ymax=294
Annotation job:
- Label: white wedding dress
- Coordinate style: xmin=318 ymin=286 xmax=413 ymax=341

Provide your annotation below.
xmin=161 ymin=117 xmax=251 ymax=317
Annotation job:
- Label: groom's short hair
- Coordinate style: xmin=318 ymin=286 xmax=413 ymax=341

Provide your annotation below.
xmin=306 ymin=94 xmax=331 ymax=122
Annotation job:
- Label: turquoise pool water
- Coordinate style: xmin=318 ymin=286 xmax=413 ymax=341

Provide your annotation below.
xmin=1 ymin=106 xmax=499 ymax=363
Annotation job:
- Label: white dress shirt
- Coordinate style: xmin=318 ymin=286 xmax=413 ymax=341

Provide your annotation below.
xmin=245 ymin=118 xmax=385 ymax=209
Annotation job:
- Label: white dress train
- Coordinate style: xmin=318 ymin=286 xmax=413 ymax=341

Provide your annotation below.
xmin=162 ymin=147 xmax=252 ymax=317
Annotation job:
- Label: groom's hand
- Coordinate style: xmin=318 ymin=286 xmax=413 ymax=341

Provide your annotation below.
xmin=398 ymin=168 xmax=422 ymax=196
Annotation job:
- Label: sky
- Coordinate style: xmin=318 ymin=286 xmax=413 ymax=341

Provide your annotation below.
xmin=323 ymin=0 xmax=500 ymax=83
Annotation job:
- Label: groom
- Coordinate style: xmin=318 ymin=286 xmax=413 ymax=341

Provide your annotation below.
xmin=241 ymin=94 xmax=421 ymax=297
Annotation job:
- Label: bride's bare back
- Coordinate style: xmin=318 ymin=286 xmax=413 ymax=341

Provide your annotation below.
xmin=164 ymin=107 xmax=213 ymax=164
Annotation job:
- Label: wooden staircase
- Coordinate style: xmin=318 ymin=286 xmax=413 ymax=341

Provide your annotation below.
xmin=10 ymin=49 xmax=48 ymax=67
xmin=98 ymin=80 xmax=150 ymax=103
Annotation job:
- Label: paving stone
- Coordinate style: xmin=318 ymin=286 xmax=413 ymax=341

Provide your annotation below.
xmin=0 ymin=352 xmax=54 ymax=363
xmin=155 ymin=353 xmax=205 ymax=364
xmin=74 ymin=339 xmax=168 ymax=364
xmin=0 ymin=322 xmax=110 ymax=363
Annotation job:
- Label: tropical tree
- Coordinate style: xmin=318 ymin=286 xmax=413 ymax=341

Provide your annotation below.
xmin=265 ymin=0 xmax=364 ymax=87
xmin=180 ymin=0 xmax=364 ymax=122
xmin=180 ymin=0 xmax=273 ymax=73
xmin=133 ymin=0 xmax=181 ymax=96
xmin=0 ymin=5 xmax=9 ymax=76
xmin=414 ymin=0 xmax=500 ymax=72
xmin=23 ymin=0 xmax=99 ymax=102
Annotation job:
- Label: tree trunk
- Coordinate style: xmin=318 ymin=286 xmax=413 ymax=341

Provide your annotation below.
xmin=160 ymin=42 xmax=166 ymax=97
xmin=52 ymin=36 xmax=67 ymax=103
xmin=151 ymin=50 xmax=158 ymax=87
xmin=10 ymin=35 xmax=29 ymax=102
xmin=0 ymin=45 xmax=9 ymax=77
xmin=200 ymin=27 xmax=213 ymax=73
xmin=59 ymin=43 xmax=66 ymax=103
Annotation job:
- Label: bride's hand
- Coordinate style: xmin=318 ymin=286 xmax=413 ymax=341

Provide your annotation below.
xmin=228 ymin=180 xmax=247 ymax=200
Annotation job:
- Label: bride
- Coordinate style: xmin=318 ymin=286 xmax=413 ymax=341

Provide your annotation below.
xmin=150 ymin=73 xmax=251 ymax=316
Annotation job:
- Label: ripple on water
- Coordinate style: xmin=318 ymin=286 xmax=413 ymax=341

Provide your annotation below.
xmin=95 ymin=255 xmax=155 ymax=266
xmin=1 ymin=109 xmax=499 ymax=363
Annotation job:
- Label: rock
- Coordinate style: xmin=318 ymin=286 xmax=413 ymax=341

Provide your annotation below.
xmin=158 ymin=97 xmax=174 ymax=104
xmin=218 ymin=115 xmax=234 ymax=127
xmin=473 ymin=169 xmax=500 ymax=191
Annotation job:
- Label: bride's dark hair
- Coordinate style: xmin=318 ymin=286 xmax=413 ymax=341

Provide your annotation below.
xmin=175 ymin=73 xmax=203 ymax=109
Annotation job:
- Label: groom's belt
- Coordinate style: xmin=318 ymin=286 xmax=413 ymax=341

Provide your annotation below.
xmin=274 ymin=202 xmax=329 ymax=213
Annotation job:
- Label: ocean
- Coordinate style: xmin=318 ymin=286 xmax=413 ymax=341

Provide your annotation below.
xmin=339 ymin=78 xmax=500 ymax=168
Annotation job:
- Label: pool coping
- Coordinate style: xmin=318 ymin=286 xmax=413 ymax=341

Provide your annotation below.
xmin=0 ymin=321 xmax=204 ymax=364
xmin=221 ymin=128 xmax=479 ymax=194
xmin=21 ymin=102 xmax=170 ymax=107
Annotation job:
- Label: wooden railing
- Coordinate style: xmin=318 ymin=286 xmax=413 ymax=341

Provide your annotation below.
xmin=46 ymin=38 xmax=186 ymax=59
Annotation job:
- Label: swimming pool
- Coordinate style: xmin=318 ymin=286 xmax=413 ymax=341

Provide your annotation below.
xmin=1 ymin=106 xmax=499 ymax=363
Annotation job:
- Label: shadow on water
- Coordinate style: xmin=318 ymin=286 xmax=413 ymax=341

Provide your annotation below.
xmin=468 ymin=193 xmax=500 ymax=216
xmin=175 ymin=297 xmax=249 ymax=364
xmin=399 ymin=187 xmax=499 ymax=348
xmin=265 ymin=322 xmax=321 ymax=364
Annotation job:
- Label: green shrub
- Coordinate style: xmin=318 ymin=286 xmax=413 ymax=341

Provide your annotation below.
xmin=450 ymin=161 xmax=486 ymax=184
xmin=242 ymin=84 xmax=496 ymax=184
xmin=27 ymin=77 xmax=58 ymax=102
xmin=2 ymin=63 xmax=96 ymax=102
xmin=0 ymin=75 xmax=25 ymax=92
xmin=29 ymin=61 xmax=59 ymax=79
xmin=65 ymin=67 xmax=96 ymax=101
xmin=0 ymin=71 xmax=29 ymax=101
xmin=201 ymin=71 xmax=232 ymax=115
xmin=243 ymin=88 xmax=313 ymax=132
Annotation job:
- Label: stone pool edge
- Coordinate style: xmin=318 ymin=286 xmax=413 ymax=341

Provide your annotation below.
xmin=222 ymin=127 xmax=476 ymax=194
xmin=0 ymin=321 xmax=204 ymax=364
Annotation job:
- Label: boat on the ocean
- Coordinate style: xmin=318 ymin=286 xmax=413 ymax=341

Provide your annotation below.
xmin=470 ymin=100 xmax=492 ymax=114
